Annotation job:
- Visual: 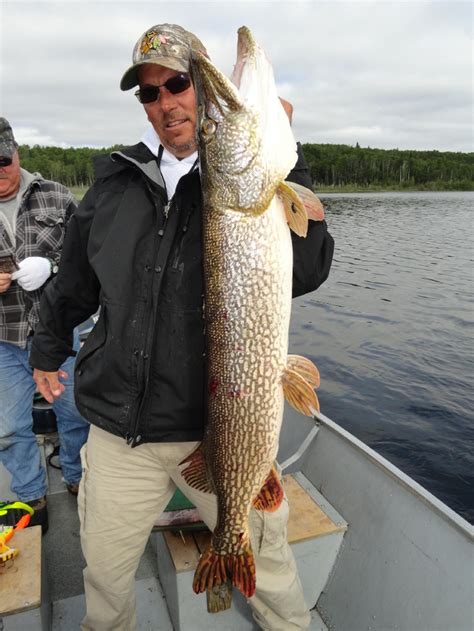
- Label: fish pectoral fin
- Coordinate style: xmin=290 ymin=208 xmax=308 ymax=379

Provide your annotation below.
xmin=252 ymin=465 xmax=284 ymax=512
xmin=282 ymin=367 xmax=320 ymax=416
xmin=179 ymin=445 xmax=213 ymax=494
xmin=287 ymin=354 xmax=320 ymax=388
xmin=285 ymin=181 xmax=325 ymax=222
xmin=278 ymin=181 xmax=308 ymax=237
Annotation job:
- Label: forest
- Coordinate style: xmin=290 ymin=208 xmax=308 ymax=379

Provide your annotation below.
xmin=17 ymin=143 xmax=474 ymax=192
xmin=303 ymin=144 xmax=473 ymax=191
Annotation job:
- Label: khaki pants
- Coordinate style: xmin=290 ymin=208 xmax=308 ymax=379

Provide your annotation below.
xmin=78 ymin=425 xmax=310 ymax=631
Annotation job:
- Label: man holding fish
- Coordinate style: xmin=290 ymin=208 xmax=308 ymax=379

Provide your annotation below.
xmin=30 ymin=23 xmax=334 ymax=630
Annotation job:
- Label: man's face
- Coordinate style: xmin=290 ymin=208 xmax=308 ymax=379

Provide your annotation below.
xmin=0 ymin=150 xmax=20 ymax=199
xmin=138 ymin=64 xmax=197 ymax=159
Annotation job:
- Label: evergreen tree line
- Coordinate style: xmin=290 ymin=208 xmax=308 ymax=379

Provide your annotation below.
xmin=17 ymin=145 xmax=124 ymax=188
xmin=302 ymin=143 xmax=474 ymax=190
xmin=17 ymin=143 xmax=473 ymax=190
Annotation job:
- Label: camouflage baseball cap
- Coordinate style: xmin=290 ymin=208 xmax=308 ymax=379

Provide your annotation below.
xmin=120 ymin=23 xmax=207 ymax=91
xmin=0 ymin=117 xmax=17 ymax=160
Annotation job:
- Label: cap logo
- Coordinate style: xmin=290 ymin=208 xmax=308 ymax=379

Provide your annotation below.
xmin=140 ymin=31 xmax=169 ymax=55
xmin=121 ymin=24 xmax=208 ymax=90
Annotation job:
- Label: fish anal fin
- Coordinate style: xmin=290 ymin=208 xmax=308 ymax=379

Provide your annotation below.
xmin=252 ymin=465 xmax=284 ymax=512
xmin=287 ymin=354 xmax=320 ymax=388
xmin=282 ymin=368 xmax=320 ymax=416
xmin=285 ymin=181 xmax=325 ymax=222
xmin=278 ymin=181 xmax=308 ymax=237
xmin=179 ymin=445 xmax=213 ymax=494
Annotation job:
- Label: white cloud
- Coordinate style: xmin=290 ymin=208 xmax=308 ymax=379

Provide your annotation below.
xmin=13 ymin=126 xmax=70 ymax=148
xmin=1 ymin=0 xmax=472 ymax=151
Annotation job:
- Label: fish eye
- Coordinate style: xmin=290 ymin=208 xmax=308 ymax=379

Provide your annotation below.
xmin=202 ymin=118 xmax=217 ymax=136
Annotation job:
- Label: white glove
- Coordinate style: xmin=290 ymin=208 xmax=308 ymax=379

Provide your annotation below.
xmin=11 ymin=257 xmax=51 ymax=291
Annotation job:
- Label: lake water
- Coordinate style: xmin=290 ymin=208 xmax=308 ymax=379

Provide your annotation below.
xmin=290 ymin=191 xmax=474 ymax=524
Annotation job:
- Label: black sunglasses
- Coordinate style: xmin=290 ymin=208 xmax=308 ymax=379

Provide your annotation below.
xmin=134 ymin=73 xmax=191 ymax=104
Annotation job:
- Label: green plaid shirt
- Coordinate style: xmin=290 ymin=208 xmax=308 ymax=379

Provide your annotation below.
xmin=0 ymin=171 xmax=77 ymax=347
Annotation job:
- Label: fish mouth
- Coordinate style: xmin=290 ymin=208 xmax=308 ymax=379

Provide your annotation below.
xmin=191 ymin=50 xmax=243 ymax=118
xmin=231 ymin=26 xmax=257 ymax=89
xmin=190 ymin=25 xmax=256 ymax=112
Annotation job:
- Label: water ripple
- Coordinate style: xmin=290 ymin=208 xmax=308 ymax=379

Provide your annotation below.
xmin=291 ymin=191 xmax=474 ymax=523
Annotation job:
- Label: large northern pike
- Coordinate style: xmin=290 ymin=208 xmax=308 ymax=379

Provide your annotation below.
xmin=180 ymin=26 xmax=323 ymax=601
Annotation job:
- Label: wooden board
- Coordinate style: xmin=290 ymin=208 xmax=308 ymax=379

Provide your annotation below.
xmin=163 ymin=530 xmax=202 ymax=573
xmin=0 ymin=526 xmax=42 ymax=616
xmin=193 ymin=531 xmax=212 ymax=554
xmin=284 ymin=474 xmax=346 ymax=543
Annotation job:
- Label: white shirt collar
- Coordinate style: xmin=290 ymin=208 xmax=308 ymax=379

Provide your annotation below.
xmin=140 ymin=126 xmax=197 ymax=165
xmin=140 ymin=127 xmax=198 ymax=198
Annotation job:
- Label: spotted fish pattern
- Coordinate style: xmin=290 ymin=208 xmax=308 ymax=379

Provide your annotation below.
xmin=203 ymin=194 xmax=292 ymax=543
xmin=181 ymin=26 xmax=320 ymax=602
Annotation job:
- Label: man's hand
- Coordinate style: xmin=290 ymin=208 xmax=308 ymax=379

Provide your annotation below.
xmin=11 ymin=257 xmax=51 ymax=291
xmin=33 ymin=369 xmax=68 ymax=403
xmin=0 ymin=272 xmax=12 ymax=293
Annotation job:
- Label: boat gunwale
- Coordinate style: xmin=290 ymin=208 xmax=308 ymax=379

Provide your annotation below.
xmin=312 ymin=411 xmax=474 ymax=540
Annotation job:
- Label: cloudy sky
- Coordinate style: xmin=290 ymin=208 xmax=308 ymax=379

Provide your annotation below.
xmin=0 ymin=0 xmax=472 ymax=151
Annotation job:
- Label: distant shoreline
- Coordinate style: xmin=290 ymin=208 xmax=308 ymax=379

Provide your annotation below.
xmin=70 ymin=184 xmax=472 ymax=201
xmin=315 ymin=185 xmax=474 ymax=194
xmin=19 ymin=144 xmax=473 ymax=197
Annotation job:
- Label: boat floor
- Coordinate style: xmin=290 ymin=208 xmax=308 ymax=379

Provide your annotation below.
xmin=43 ymin=453 xmax=328 ymax=630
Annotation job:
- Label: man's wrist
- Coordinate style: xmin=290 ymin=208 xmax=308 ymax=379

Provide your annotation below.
xmin=47 ymin=258 xmax=59 ymax=275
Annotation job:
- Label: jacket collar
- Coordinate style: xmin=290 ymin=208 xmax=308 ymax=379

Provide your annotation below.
xmin=94 ymin=142 xmax=166 ymax=191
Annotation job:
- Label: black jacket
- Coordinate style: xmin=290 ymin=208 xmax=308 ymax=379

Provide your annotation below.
xmin=30 ymin=142 xmax=334 ymax=445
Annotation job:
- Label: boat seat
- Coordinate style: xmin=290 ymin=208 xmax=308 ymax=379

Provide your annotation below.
xmin=153 ymin=472 xmax=347 ymax=630
xmin=0 ymin=526 xmax=51 ymax=630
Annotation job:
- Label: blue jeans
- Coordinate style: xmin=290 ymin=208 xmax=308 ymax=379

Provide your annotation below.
xmin=0 ymin=331 xmax=90 ymax=501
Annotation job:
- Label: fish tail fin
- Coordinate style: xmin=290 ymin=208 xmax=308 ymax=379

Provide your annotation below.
xmin=179 ymin=444 xmax=213 ymax=493
xmin=193 ymin=542 xmax=256 ymax=599
xmin=252 ymin=465 xmax=284 ymax=511
xmin=230 ymin=545 xmax=256 ymax=598
xmin=282 ymin=355 xmax=320 ymax=416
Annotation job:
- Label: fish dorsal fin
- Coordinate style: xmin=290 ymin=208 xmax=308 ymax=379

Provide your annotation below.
xmin=252 ymin=465 xmax=284 ymax=511
xmin=285 ymin=181 xmax=326 ymax=223
xmin=277 ymin=181 xmax=308 ymax=237
xmin=282 ymin=366 xmax=320 ymax=416
xmin=179 ymin=445 xmax=213 ymax=494
xmin=287 ymin=354 xmax=320 ymax=389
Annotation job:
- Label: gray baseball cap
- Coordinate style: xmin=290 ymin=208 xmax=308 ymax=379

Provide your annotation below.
xmin=120 ymin=23 xmax=207 ymax=91
xmin=0 ymin=117 xmax=17 ymax=160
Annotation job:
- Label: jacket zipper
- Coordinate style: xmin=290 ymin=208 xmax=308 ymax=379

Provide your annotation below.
xmin=127 ymin=190 xmax=168 ymax=446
